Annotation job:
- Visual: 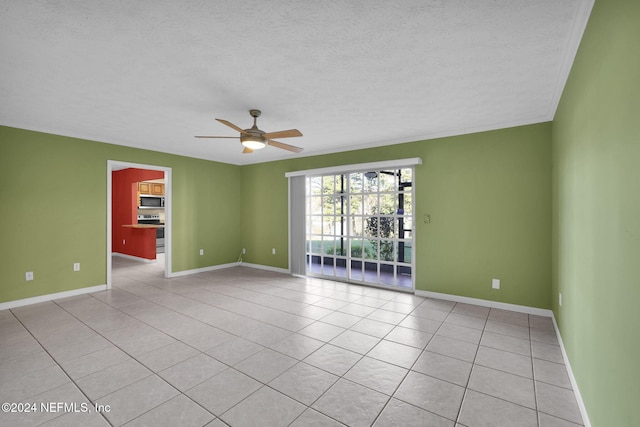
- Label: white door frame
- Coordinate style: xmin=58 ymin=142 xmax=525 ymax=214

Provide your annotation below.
xmin=106 ymin=160 xmax=172 ymax=289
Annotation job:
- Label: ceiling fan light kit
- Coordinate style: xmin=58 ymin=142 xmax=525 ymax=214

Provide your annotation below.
xmin=241 ymin=135 xmax=266 ymax=150
xmin=196 ymin=109 xmax=303 ymax=154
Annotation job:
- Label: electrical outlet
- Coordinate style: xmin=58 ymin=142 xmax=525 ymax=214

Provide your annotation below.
xmin=492 ymin=278 xmax=500 ymax=290
xmin=73 ymin=263 xmax=80 ymax=272
xmin=25 ymin=271 xmax=34 ymax=281
xmin=242 ymin=248 xmax=246 ymax=254
xmin=272 ymin=248 xmax=276 ymax=255
xmin=199 ymin=249 xmax=204 ymax=256
xmin=559 ymin=292 xmax=562 ymax=306
xmin=122 ymin=239 xmax=126 ymax=245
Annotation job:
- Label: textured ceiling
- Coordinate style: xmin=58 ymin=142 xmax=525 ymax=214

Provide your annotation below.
xmin=0 ymin=0 xmax=593 ymax=165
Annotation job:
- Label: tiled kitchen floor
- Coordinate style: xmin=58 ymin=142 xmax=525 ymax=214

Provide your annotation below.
xmin=0 ymin=256 xmax=584 ymax=426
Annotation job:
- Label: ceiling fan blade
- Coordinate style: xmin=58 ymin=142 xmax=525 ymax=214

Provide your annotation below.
xmin=194 ymin=136 xmax=239 ymax=139
xmin=242 ymin=147 xmax=254 ymax=154
xmin=262 ymin=129 xmax=303 ymax=139
xmin=216 ymin=118 xmax=249 ymax=135
xmin=267 ymin=139 xmax=303 ymax=153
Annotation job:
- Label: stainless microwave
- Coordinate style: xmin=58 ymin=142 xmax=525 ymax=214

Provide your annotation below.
xmin=140 ymin=195 xmax=164 ymax=208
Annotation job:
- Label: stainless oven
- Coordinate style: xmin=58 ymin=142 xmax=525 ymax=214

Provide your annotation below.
xmin=137 ymin=214 xmax=165 ymax=253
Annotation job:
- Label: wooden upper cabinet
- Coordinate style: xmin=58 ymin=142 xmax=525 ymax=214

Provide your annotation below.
xmin=138 ymin=182 xmax=151 ymax=195
xmin=138 ymin=182 xmax=164 ymax=195
xmin=151 ymin=183 xmax=165 ymax=195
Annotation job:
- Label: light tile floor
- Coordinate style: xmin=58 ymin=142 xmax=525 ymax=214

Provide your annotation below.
xmin=0 ymin=255 xmax=584 ymax=426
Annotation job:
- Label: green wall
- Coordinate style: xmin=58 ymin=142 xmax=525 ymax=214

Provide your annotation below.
xmin=241 ymin=123 xmax=552 ymax=308
xmin=1 ymin=123 xmax=551 ymax=309
xmin=551 ymin=0 xmax=640 ymax=425
xmin=0 ymin=126 xmax=242 ymax=303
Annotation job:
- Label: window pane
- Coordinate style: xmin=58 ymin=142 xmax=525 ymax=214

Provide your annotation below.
xmin=322 ymin=196 xmax=335 ymax=215
xmin=400 ymin=192 xmax=412 ymax=215
xmin=363 ymin=216 xmax=378 ymax=238
xmin=323 ymin=217 xmax=336 ymax=235
xmin=350 ymin=195 xmax=363 ymax=215
xmin=364 ymin=262 xmax=378 ymax=282
xmin=379 ymin=193 xmax=395 ymax=215
xmin=349 ymin=173 xmax=363 ymax=193
xmin=379 ymin=171 xmax=396 ymax=192
xmin=309 ymin=176 xmax=323 ymax=195
xmin=337 ymin=238 xmax=348 ymax=256
xmin=308 ymin=239 xmax=320 ymax=254
xmin=397 ymin=240 xmax=412 ymax=264
xmin=335 ymin=258 xmax=347 ymax=278
xmin=378 ymin=216 xmax=395 ymax=238
xmin=310 ymin=196 xmax=322 ymax=215
xmin=363 ymin=194 xmax=378 ymax=215
xmin=351 ymin=216 xmax=364 ymax=237
xmin=310 ymin=215 xmax=323 ymax=234
xmin=336 ymin=216 xmax=347 ymax=237
xmin=396 ymin=265 xmax=412 ymax=288
xmin=319 ymin=238 xmax=329 ymax=255
xmin=322 ymin=176 xmax=335 ymax=194
xmin=309 ymin=254 xmax=321 ymax=274
xmin=363 ymin=172 xmax=378 ymax=192
xmin=380 ymin=264 xmax=395 ymax=286
xmin=400 ymin=168 xmax=412 ymax=183
xmin=351 ymin=240 xmax=364 ymax=259
xmin=365 ymin=240 xmax=377 ymax=259
xmin=400 ymin=216 xmax=412 ymax=233
xmin=380 ymin=240 xmax=394 ymax=262
xmin=322 ymin=256 xmax=334 ymax=275
xmin=350 ymin=259 xmax=363 ymax=281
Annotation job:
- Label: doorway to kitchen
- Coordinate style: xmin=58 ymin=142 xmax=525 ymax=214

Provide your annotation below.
xmin=106 ymin=160 xmax=172 ymax=289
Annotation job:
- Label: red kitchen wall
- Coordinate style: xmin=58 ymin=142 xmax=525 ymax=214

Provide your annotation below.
xmin=112 ymin=168 xmax=164 ymax=259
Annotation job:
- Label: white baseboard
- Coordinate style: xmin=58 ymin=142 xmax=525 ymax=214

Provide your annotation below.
xmin=552 ymin=316 xmax=592 ymax=427
xmin=169 ymin=262 xmax=240 ymax=277
xmin=112 ymin=252 xmax=157 ymax=263
xmin=415 ymin=290 xmax=554 ymax=317
xmin=0 ymin=284 xmax=108 ymax=311
xmin=239 ymin=262 xmax=290 ymax=275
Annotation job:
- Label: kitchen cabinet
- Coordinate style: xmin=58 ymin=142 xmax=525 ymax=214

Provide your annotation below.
xmin=138 ymin=182 xmax=164 ymax=195
xmin=151 ymin=183 xmax=164 ymax=195
xmin=138 ymin=182 xmax=151 ymax=195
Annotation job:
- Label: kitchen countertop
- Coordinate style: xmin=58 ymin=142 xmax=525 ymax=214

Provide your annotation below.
xmin=122 ymin=224 xmax=165 ymax=229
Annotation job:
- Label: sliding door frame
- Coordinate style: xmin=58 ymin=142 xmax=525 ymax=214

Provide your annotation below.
xmin=286 ymin=158 xmax=422 ymax=292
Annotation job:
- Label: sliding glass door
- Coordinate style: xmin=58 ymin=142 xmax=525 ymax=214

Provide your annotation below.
xmin=305 ymin=168 xmax=414 ymax=290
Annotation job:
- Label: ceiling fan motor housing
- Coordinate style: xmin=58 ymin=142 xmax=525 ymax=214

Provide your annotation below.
xmin=197 ymin=108 xmax=303 ymax=153
xmin=241 ymin=109 xmax=267 ymax=147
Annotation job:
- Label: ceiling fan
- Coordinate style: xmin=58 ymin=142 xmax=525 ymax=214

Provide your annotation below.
xmin=195 ymin=109 xmax=303 ymax=154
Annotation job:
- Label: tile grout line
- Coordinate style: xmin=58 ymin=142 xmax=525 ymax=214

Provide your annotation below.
xmin=8 ymin=307 xmax=115 ymax=427
xmin=530 ymin=315 xmax=542 ymax=427
xmin=451 ymin=304 xmax=488 ymax=426
xmin=362 ymin=300 xmax=432 ymax=426
xmin=49 ymin=298 xmax=221 ymax=425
